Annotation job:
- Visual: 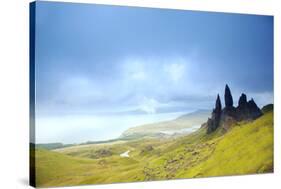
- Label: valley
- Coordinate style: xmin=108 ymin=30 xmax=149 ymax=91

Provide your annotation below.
xmin=33 ymin=106 xmax=273 ymax=187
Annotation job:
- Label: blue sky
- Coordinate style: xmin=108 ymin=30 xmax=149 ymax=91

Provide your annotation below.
xmin=34 ymin=1 xmax=273 ymax=143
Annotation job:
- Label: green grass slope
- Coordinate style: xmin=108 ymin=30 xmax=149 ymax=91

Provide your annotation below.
xmin=35 ymin=148 xmax=145 ymax=187
xmin=177 ymin=110 xmax=273 ymax=178
xmin=34 ymin=110 xmax=273 ymax=187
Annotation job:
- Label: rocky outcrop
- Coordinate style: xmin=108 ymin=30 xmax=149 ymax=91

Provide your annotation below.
xmin=238 ymin=93 xmax=247 ymax=107
xmin=236 ymin=94 xmax=262 ymax=121
xmin=224 ymin=84 xmax=233 ymax=107
xmin=207 ymin=95 xmax=222 ymax=133
xmin=261 ymin=104 xmax=273 ymax=114
xmin=205 ymin=85 xmax=263 ymax=134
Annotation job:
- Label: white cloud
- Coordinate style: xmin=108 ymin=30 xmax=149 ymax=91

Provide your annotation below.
xmin=131 ymin=71 xmax=147 ymax=81
xmin=57 ymin=76 xmax=103 ymax=104
xmin=122 ymin=58 xmax=148 ymax=81
xmin=164 ymin=59 xmax=186 ymax=83
xmin=138 ymin=96 xmax=160 ymax=114
xmin=38 ymin=55 xmax=214 ymax=116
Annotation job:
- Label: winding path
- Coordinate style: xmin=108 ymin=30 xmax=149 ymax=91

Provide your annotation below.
xmin=120 ymin=150 xmax=130 ymax=157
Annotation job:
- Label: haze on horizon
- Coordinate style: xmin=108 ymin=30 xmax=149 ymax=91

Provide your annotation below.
xmin=34 ymin=2 xmax=273 ymax=144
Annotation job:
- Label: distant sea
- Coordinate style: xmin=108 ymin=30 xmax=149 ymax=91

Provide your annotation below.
xmin=36 ymin=111 xmax=189 ymax=144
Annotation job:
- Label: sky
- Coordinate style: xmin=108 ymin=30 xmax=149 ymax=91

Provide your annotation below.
xmin=34 ymin=1 xmax=273 ymax=143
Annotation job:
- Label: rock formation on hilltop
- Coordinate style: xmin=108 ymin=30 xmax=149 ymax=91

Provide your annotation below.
xmin=207 ymin=95 xmax=222 ymax=133
xmin=205 ymin=85 xmax=263 ymax=134
xmin=224 ymin=84 xmax=233 ymax=107
xmin=236 ymin=94 xmax=263 ymax=121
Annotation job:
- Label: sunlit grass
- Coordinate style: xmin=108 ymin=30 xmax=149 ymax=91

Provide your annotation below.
xmin=34 ymin=110 xmax=273 ymax=187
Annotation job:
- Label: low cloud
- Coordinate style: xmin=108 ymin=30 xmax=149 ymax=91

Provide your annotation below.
xmin=36 ymin=54 xmax=273 ymax=117
xmin=164 ymin=60 xmax=186 ymax=83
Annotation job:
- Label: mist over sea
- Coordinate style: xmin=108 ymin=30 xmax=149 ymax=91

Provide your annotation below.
xmin=36 ymin=111 xmax=188 ymax=144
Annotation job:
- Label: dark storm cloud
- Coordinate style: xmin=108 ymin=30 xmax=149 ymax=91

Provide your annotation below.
xmin=35 ymin=1 xmax=273 ymax=116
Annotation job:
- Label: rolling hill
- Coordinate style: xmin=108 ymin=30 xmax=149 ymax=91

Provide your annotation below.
xmin=120 ymin=110 xmax=210 ymax=139
xmin=33 ymin=107 xmax=273 ymax=187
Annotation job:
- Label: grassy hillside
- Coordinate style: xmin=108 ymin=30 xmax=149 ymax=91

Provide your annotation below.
xmin=176 ymin=110 xmax=273 ymax=178
xmin=36 ymin=143 xmax=75 ymax=150
xmin=34 ymin=110 xmax=273 ymax=187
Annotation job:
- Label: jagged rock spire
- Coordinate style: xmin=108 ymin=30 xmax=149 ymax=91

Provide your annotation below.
xmin=238 ymin=93 xmax=247 ymax=107
xmin=215 ymin=94 xmax=222 ymax=112
xmin=207 ymin=94 xmax=222 ymax=134
xmin=205 ymin=84 xmax=263 ymax=134
xmin=224 ymin=84 xmax=233 ymax=107
xmin=248 ymin=98 xmax=258 ymax=108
